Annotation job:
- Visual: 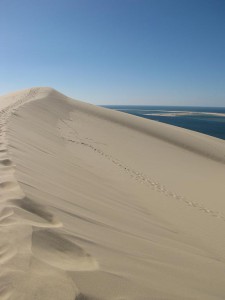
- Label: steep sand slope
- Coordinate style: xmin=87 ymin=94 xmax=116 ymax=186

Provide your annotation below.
xmin=0 ymin=87 xmax=225 ymax=299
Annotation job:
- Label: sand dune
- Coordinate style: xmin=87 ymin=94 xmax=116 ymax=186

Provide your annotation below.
xmin=0 ymin=87 xmax=225 ymax=299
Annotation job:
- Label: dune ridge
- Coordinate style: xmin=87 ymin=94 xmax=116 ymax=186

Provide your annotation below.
xmin=0 ymin=87 xmax=225 ymax=299
xmin=0 ymin=88 xmax=98 ymax=300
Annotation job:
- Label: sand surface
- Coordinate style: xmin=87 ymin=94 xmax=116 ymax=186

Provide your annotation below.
xmin=144 ymin=111 xmax=225 ymax=117
xmin=0 ymin=87 xmax=225 ymax=299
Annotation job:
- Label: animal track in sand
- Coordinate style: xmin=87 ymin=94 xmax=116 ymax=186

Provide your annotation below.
xmin=58 ymin=118 xmax=225 ymax=222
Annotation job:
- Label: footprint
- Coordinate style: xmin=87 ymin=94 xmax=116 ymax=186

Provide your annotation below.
xmin=10 ymin=258 xmax=79 ymax=300
xmin=32 ymin=230 xmax=99 ymax=271
xmin=0 ymin=207 xmax=14 ymax=221
xmin=9 ymin=197 xmax=62 ymax=228
xmin=75 ymin=294 xmax=100 ymax=300
xmin=0 ymin=244 xmax=17 ymax=264
xmin=0 ymin=284 xmax=12 ymax=300
xmin=0 ymin=159 xmax=12 ymax=167
xmin=0 ymin=181 xmax=17 ymax=189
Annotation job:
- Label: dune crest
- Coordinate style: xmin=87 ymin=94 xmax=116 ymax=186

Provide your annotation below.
xmin=0 ymin=88 xmax=98 ymax=299
xmin=0 ymin=87 xmax=225 ymax=299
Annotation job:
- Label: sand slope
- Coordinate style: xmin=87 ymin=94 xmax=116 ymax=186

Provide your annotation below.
xmin=0 ymin=87 xmax=225 ymax=299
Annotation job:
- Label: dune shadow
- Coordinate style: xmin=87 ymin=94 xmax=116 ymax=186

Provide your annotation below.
xmin=32 ymin=229 xmax=99 ymax=271
xmin=75 ymin=293 xmax=101 ymax=300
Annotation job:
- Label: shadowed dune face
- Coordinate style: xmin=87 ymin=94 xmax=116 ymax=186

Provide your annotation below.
xmin=75 ymin=294 xmax=100 ymax=300
xmin=0 ymin=87 xmax=225 ymax=299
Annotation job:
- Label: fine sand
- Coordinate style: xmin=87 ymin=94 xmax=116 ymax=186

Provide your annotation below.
xmin=0 ymin=87 xmax=225 ymax=300
xmin=145 ymin=111 xmax=225 ymax=117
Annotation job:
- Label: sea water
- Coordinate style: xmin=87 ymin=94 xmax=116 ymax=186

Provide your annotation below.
xmin=102 ymin=106 xmax=225 ymax=141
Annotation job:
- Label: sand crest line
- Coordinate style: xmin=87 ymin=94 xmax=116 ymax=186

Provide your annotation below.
xmin=0 ymin=87 xmax=61 ymax=224
xmin=0 ymin=88 xmax=99 ymax=299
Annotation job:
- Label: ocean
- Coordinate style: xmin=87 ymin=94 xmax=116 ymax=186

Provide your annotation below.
xmin=102 ymin=106 xmax=225 ymax=141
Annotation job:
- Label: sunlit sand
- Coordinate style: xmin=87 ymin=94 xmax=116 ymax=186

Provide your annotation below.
xmin=0 ymin=87 xmax=225 ymax=299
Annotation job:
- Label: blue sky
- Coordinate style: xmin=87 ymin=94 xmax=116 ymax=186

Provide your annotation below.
xmin=0 ymin=0 xmax=224 ymax=106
